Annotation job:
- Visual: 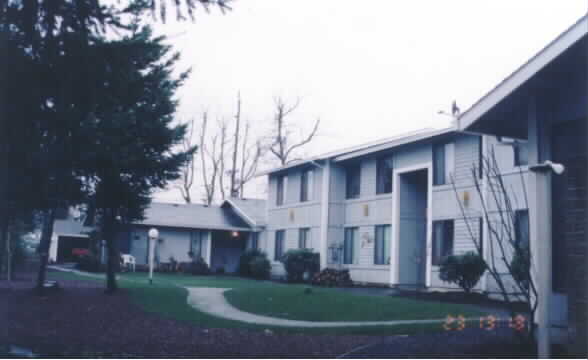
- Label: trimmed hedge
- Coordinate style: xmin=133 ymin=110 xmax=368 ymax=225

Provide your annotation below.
xmin=311 ymin=268 xmax=352 ymax=287
xmin=238 ymin=249 xmax=271 ymax=279
xmin=280 ymin=249 xmax=320 ymax=283
xmin=76 ymin=253 xmax=103 ymax=273
xmin=439 ymin=251 xmax=486 ymax=293
xmin=186 ymin=256 xmax=211 ymax=275
xmin=249 ymin=256 xmax=271 ymax=279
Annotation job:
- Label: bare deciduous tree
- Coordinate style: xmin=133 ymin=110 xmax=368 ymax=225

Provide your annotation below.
xmin=452 ymin=148 xmax=538 ymax=342
xmin=224 ymin=93 xmax=264 ymax=198
xmin=268 ymin=97 xmax=320 ymax=166
xmin=176 ymin=118 xmax=197 ymax=203
xmin=198 ymin=112 xmax=225 ymax=205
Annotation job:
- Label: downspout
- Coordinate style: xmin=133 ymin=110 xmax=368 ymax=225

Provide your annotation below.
xmin=319 ymin=159 xmax=331 ymax=270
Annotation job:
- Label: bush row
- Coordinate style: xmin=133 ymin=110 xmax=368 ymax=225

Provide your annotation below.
xmin=238 ymin=249 xmax=271 ymax=279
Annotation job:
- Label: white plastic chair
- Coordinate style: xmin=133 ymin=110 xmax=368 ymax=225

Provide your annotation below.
xmin=121 ymin=254 xmax=136 ymax=272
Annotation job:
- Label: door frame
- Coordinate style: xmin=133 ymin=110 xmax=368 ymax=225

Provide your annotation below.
xmin=390 ymin=162 xmax=433 ymax=287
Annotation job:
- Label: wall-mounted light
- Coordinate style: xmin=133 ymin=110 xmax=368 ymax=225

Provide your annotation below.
xmin=289 ymin=209 xmax=295 ymax=222
xmin=463 ymin=191 xmax=470 ymax=207
xmin=231 ymin=231 xmax=239 ymax=237
xmin=363 ymin=204 xmax=369 ymax=217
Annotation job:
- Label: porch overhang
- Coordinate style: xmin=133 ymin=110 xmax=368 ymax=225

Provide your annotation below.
xmin=458 ymin=15 xmax=587 ymax=138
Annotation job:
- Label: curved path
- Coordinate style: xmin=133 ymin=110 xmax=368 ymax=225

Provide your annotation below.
xmin=186 ymin=287 xmax=461 ymax=328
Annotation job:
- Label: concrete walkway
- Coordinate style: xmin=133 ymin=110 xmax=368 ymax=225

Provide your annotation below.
xmin=186 ymin=287 xmax=463 ymax=328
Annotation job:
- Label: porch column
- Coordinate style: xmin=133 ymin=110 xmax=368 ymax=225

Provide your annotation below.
xmin=527 ymin=96 xmax=552 ymax=358
xmin=205 ymin=231 xmax=212 ymax=266
xmin=320 ymin=159 xmax=331 ymax=269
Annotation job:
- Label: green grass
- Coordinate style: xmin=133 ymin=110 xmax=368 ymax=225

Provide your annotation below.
xmin=47 ymin=270 xmax=483 ymax=336
xmin=224 ymin=285 xmax=482 ymax=322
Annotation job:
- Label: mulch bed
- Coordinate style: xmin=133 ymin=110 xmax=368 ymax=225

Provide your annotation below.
xmin=0 ymin=270 xmax=535 ymax=358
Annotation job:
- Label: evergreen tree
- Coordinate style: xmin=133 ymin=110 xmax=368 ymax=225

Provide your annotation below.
xmin=80 ymin=26 xmax=194 ymax=292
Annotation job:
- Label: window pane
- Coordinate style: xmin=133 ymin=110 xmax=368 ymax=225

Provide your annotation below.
xmin=515 ymin=210 xmax=529 ymax=247
xmin=343 ymin=228 xmax=356 ymax=264
xmin=300 ymin=170 xmax=308 ymax=202
xmin=191 ymin=231 xmax=203 ymax=258
xmin=276 ymin=176 xmax=284 ymax=205
xmin=514 ymin=142 xmax=529 ymax=166
xmin=376 ymin=156 xmax=393 ymax=194
xmin=443 ymin=220 xmax=454 ymax=258
xmin=299 ymin=228 xmax=310 ymax=249
xmin=346 ymin=163 xmax=361 ymax=199
xmin=433 ymin=143 xmax=446 ymax=185
xmin=374 ymin=225 xmax=391 ymax=265
xmin=431 ymin=220 xmax=455 ymax=262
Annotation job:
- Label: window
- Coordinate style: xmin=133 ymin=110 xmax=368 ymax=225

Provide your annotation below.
xmin=514 ymin=142 xmax=529 ymax=166
xmin=514 ymin=210 xmax=529 ymax=248
xmin=345 ymin=163 xmax=361 ymax=199
xmin=276 ymin=175 xmax=287 ymax=206
xmin=374 ymin=225 xmax=391 ymax=265
xmin=376 ymin=155 xmax=394 ymax=194
xmin=433 ymin=142 xmax=446 ymax=185
xmin=432 ymin=220 xmax=454 ymax=265
xmin=300 ymin=168 xmax=313 ymax=202
xmin=433 ymin=142 xmax=454 ymax=185
xmin=274 ymin=230 xmax=285 ymax=260
xmin=190 ymin=231 xmax=204 ymax=258
xmin=343 ymin=227 xmax=358 ymax=264
xmin=299 ymin=228 xmax=311 ymax=249
xmin=250 ymin=232 xmax=259 ymax=250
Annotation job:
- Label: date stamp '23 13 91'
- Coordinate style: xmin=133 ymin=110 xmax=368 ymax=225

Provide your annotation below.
xmin=443 ymin=314 xmax=527 ymax=332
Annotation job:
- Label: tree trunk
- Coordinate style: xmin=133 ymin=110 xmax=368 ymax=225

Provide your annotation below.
xmin=104 ymin=209 xmax=118 ymax=294
xmin=36 ymin=208 xmax=55 ymax=294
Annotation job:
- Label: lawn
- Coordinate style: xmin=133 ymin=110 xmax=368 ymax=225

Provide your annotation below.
xmin=48 ymin=270 xmax=482 ymax=335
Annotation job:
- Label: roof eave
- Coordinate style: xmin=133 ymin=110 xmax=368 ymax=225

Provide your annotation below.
xmin=459 ymin=15 xmax=588 ymax=134
xmin=221 ymin=199 xmax=258 ymax=228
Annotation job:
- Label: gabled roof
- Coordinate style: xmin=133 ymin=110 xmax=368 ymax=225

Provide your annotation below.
xmin=53 ymin=218 xmax=93 ymax=237
xmin=222 ymin=198 xmax=267 ymax=227
xmin=257 ymin=127 xmax=454 ymax=176
xmin=133 ymin=202 xmax=251 ymax=231
xmin=459 ymin=15 xmax=588 ymax=133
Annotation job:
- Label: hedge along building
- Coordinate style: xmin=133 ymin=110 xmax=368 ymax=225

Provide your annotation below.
xmin=258 ymin=126 xmax=531 ymax=294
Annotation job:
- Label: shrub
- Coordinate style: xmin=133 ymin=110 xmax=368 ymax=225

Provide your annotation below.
xmin=187 ymin=256 xmax=210 ymax=276
xmin=280 ymin=249 xmax=320 ymax=283
xmin=238 ymin=249 xmax=268 ymax=277
xmin=511 ymin=245 xmax=531 ymax=291
xmin=311 ymin=268 xmax=352 ymax=287
xmin=439 ymin=251 xmax=486 ymax=293
xmin=76 ymin=253 xmax=102 ymax=273
xmin=249 ymin=255 xmax=271 ymax=280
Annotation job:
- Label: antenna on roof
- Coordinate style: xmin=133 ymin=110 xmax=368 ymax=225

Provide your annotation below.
xmin=437 ymin=100 xmax=461 ymax=128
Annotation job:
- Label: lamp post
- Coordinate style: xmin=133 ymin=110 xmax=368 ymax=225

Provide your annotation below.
xmin=148 ymin=228 xmax=159 ymax=285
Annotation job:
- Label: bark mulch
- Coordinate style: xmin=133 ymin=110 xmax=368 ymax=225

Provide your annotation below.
xmin=0 ymin=270 xmax=535 ymax=358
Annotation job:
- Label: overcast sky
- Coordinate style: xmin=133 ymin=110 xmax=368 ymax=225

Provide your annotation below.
xmin=150 ymin=0 xmax=587 ymax=204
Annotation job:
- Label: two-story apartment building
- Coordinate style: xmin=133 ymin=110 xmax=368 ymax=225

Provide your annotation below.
xmin=260 ymin=127 xmax=530 ymax=295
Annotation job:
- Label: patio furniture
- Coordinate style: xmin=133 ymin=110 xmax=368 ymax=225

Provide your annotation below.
xmin=121 ymin=254 xmax=136 ymax=272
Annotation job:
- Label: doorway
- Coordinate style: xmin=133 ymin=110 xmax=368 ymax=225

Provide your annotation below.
xmin=392 ymin=166 xmax=431 ymax=288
